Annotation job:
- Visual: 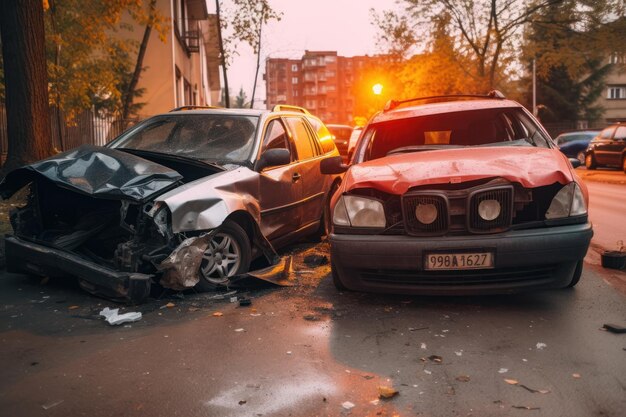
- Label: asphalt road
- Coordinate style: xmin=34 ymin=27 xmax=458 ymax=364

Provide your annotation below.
xmin=1 ymin=241 xmax=625 ymax=417
xmin=585 ymin=180 xmax=626 ymax=252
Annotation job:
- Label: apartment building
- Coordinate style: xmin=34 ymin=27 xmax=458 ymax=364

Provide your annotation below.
xmin=128 ymin=0 xmax=221 ymax=117
xmin=265 ymin=50 xmax=380 ymax=125
xmin=600 ymin=53 xmax=626 ymax=124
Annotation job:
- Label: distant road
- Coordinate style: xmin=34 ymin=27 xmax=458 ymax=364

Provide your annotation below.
xmin=585 ymin=181 xmax=626 ymax=251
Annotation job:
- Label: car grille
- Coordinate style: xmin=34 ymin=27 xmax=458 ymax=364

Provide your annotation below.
xmin=401 ymin=183 xmax=514 ymax=236
xmin=359 ymin=264 xmax=559 ymax=286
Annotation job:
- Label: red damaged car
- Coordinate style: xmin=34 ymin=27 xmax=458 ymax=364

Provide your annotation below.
xmin=321 ymin=92 xmax=593 ymax=295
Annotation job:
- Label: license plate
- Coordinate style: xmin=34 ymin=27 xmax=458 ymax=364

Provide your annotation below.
xmin=425 ymin=252 xmax=494 ymax=270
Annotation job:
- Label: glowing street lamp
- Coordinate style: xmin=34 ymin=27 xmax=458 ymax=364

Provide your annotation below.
xmin=372 ymin=83 xmax=383 ymax=95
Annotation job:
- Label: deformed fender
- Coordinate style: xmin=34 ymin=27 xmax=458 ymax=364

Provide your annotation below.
xmin=158 ymin=232 xmax=215 ymax=291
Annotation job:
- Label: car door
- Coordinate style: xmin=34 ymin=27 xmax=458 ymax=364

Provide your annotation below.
xmin=283 ymin=116 xmax=327 ymax=230
xmin=608 ymin=125 xmax=626 ymax=165
xmin=592 ymin=126 xmax=616 ymax=165
xmin=257 ymin=118 xmax=303 ymax=242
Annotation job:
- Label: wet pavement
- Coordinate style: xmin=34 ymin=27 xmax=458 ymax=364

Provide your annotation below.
xmin=1 ymin=242 xmax=625 ymax=417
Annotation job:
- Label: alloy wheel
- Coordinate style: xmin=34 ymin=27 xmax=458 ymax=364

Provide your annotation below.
xmin=200 ymin=232 xmax=242 ymax=284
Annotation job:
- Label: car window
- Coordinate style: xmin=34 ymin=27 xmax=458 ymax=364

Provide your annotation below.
xmin=306 ymin=117 xmax=336 ymax=154
xmin=600 ymin=127 xmax=615 ymax=139
xmin=614 ymin=126 xmax=626 ymax=140
xmin=285 ymin=117 xmax=317 ymax=160
xmin=110 ymin=114 xmax=259 ymax=163
xmin=360 ymin=108 xmax=550 ymax=162
xmin=261 ymin=119 xmax=293 ymax=162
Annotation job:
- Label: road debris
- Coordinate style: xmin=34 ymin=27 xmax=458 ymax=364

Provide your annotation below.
xmin=427 ymin=355 xmax=443 ymax=364
xmin=341 ymin=401 xmax=355 ymax=410
xmin=456 ymin=375 xmax=471 ymax=382
xmin=420 ymin=342 xmax=427 ymax=350
xmin=212 ymin=312 xmax=223 ymax=317
xmin=99 ymin=307 xmax=142 ymax=325
xmin=572 ymin=373 xmax=581 ymax=379
xmin=602 ymin=323 xmax=626 ymax=334
xmin=536 ymin=342 xmax=547 ymax=350
xmin=408 ymin=326 xmax=428 ymax=332
xmin=239 ymin=298 xmax=252 ymax=307
xmin=512 ymin=405 xmax=540 ymax=411
xmin=303 ymin=314 xmax=320 ymax=321
xmin=455 ymin=351 xmax=463 ymax=356
xmin=68 ymin=305 xmax=80 ymax=310
xmin=303 ymin=253 xmax=328 ymax=267
xmin=165 ymin=302 xmax=175 ymax=308
xmin=378 ymin=386 xmax=399 ymax=399
xmin=498 ymin=368 xmax=509 ymax=374
xmin=504 ymin=379 xmax=550 ymax=394
xmin=41 ymin=400 xmax=64 ymax=410
xmin=424 ymin=370 xmax=432 ymax=375
xmin=234 ymin=328 xmax=244 ymax=332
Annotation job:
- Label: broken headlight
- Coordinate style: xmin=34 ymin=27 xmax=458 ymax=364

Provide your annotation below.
xmin=146 ymin=201 xmax=171 ymax=237
xmin=545 ymin=182 xmax=587 ymax=219
xmin=333 ymin=195 xmax=386 ymax=228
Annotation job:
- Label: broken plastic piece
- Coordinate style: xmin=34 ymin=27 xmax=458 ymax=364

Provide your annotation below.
xmin=99 ymin=307 xmax=142 ymax=325
xmin=239 ymin=298 xmax=252 ymax=306
xmin=341 ymin=401 xmax=355 ymax=410
xmin=456 ymin=375 xmax=470 ymax=382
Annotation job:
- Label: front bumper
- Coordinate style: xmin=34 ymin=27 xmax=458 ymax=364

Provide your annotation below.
xmin=330 ymin=222 xmax=593 ymax=295
xmin=5 ymin=235 xmax=152 ymax=303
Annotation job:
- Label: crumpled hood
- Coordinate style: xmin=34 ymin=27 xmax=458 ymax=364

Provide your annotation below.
xmin=344 ymin=147 xmax=574 ymax=195
xmin=0 ymin=145 xmax=183 ymax=203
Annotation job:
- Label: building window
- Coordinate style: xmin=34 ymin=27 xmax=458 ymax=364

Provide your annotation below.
xmin=291 ymin=64 xmax=298 ymax=71
xmin=609 ymin=53 xmax=624 ymax=64
xmin=327 ymin=85 xmax=336 ymax=92
xmin=326 ymin=70 xmax=335 ymax=77
xmin=325 ymin=56 xmax=336 ymax=63
xmin=608 ymin=86 xmax=626 ymax=99
xmin=292 ymin=77 xmax=298 ymax=84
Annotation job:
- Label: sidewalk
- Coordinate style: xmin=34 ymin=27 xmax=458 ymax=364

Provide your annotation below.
xmin=575 ymin=167 xmax=626 ymax=185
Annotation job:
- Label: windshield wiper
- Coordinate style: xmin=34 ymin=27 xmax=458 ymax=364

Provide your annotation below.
xmin=116 ymin=148 xmax=225 ymax=171
xmin=386 ymin=145 xmax=461 ymax=156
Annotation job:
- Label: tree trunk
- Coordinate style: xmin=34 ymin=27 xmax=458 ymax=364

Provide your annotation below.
xmin=216 ymin=0 xmax=229 ymax=107
xmin=250 ymin=6 xmax=264 ymax=109
xmin=121 ymin=0 xmax=155 ymax=126
xmin=0 ymin=0 xmax=53 ymax=175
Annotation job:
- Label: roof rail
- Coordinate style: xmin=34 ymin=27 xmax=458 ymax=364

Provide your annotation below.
xmin=169 ymin=105 xmax=222 ymax=112
xmin=383 ymin=90 xmax=506 ymax=112
xmin=272 ymin=104 xmax=311 ymax=115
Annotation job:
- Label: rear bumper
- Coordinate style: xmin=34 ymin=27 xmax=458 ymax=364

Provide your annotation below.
xmin=329 ymin=222 xmax=593 ymax=295
xmin=5 ymin=235 xmax=151 ymax=303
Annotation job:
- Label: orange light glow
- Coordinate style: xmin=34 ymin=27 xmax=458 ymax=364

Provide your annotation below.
xmin=372 ymin=83 xmax=383 ymax=95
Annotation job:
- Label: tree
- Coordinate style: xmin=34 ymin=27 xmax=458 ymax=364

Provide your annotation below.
xmin=0 ymin=0 xmax=54 ymax=174
xmin=375 ymin=0 xmax=563 ymax=89
xmin=233 ymin=87 xmax=249 ymax=108
xmin=216 ymin=0 xmax=281 ymax=108
xmin=521 ymin=0 xmax=624 ymax=122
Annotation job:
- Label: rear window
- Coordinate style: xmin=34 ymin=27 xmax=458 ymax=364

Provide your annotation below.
xmin=358 ymin=108 xmax=550 ymax=162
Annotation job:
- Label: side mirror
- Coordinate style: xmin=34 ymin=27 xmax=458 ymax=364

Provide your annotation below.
xmin=568 ymin=158 xmax=581 ymax=168
xmin=257 ymin=148 xmax=291 ymax=171
xmin=320 ymin=155 xmax=348 ymax=175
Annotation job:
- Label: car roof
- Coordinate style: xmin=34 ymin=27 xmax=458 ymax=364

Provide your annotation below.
xmin=326 ymin=124 xmax=353 ymax=129
xmin=556 ymin=130 xmax=600 ymax=136
xmin=164 ymin=106 xmax=319 ymax=119
xmin=370 ymin=99 xmax=524 ymax=124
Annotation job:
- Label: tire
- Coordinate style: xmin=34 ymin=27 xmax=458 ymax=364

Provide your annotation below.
xmin=566 ymin=260 xmax=583 ymax=288
xmin=195 ymin=220 xmax=251 ymax=291
xmin=576 ymin=151 xmax=585 ymax=166
xmin=622 ymin=155 xmax=626 ymax=174
xmin=331 ymin=262 xmax=349 ymax=291
xmin=584 ymin=153 xmax=597 ymax=170
xmin=309 ymin=184 xmax=338 ymax=242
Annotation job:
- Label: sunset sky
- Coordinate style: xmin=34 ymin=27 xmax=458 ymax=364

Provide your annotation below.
xmin=209 ymin=0 xmax=402 ymax=106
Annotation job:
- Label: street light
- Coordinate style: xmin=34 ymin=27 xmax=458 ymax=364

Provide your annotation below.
xmin=372 ymin=83 xmax=383 ymax=96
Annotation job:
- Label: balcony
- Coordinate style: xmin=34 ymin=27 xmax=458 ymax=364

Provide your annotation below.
xmin=176 ymin=19 xmax=201 ymax=53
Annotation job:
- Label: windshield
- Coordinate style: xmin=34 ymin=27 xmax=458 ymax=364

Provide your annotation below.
xmin=109 ymin=114 xmax=259 ymax=163
xmin=358 ymin=108 xmax=551 ymax=162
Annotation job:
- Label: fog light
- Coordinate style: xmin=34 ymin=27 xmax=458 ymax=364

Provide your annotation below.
xmin=415 ymin=203 xmax=438 ymax=224
xmin=478 ymin=199 xmax=501 ymax=221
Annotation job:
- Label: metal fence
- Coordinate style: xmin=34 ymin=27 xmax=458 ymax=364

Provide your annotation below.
xmin=0 ymin=105 xmax=138 ymax=165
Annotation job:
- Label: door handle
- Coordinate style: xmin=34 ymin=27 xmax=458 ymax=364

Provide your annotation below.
xmin=292 ymin=172 xmax=301 ymax=182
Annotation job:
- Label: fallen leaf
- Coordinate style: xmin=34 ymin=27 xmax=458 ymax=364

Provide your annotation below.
xmin=165 ymin=302 xmax=175 ymax=308
xmin=378 ymin=386 xmax=399 ymax=399
xmin=68 ymin=305 xmax=80 ymax=310
xmin=505 ymin=379 xmax=519 ymax=385
xmin=212 ymin=312 xmax=223 ymax=317
xmin=428 ymin=355 xmax=443 ymax=364
xmin=456 ymin=375 xmax=470 ymax=382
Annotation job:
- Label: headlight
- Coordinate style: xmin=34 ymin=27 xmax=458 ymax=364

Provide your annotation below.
xmin=478 ymin=199 xmax=501 ymax=221
xmin=415 ymin=203 xmax=438 ymax=224
xmin=545 ymin=183 xmax=587 ymax=219
xmin=333 ymin=195 xmax=386 ymax=228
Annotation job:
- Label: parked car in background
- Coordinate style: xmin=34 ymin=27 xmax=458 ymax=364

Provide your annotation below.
xmin=1 ymin=105 xmax=340 ymax=302
xmin=554 ymin=130 xmax=600 ymax=165
xmin=321 ymin=91 xmax=592 ymax=295
xmin=584 ymin=123 xmax=626 ymax=172
xmin=347 ymin=126 xmax=363 ymax=162
xmin=326 ymin=124 xmax=353 ymax=162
